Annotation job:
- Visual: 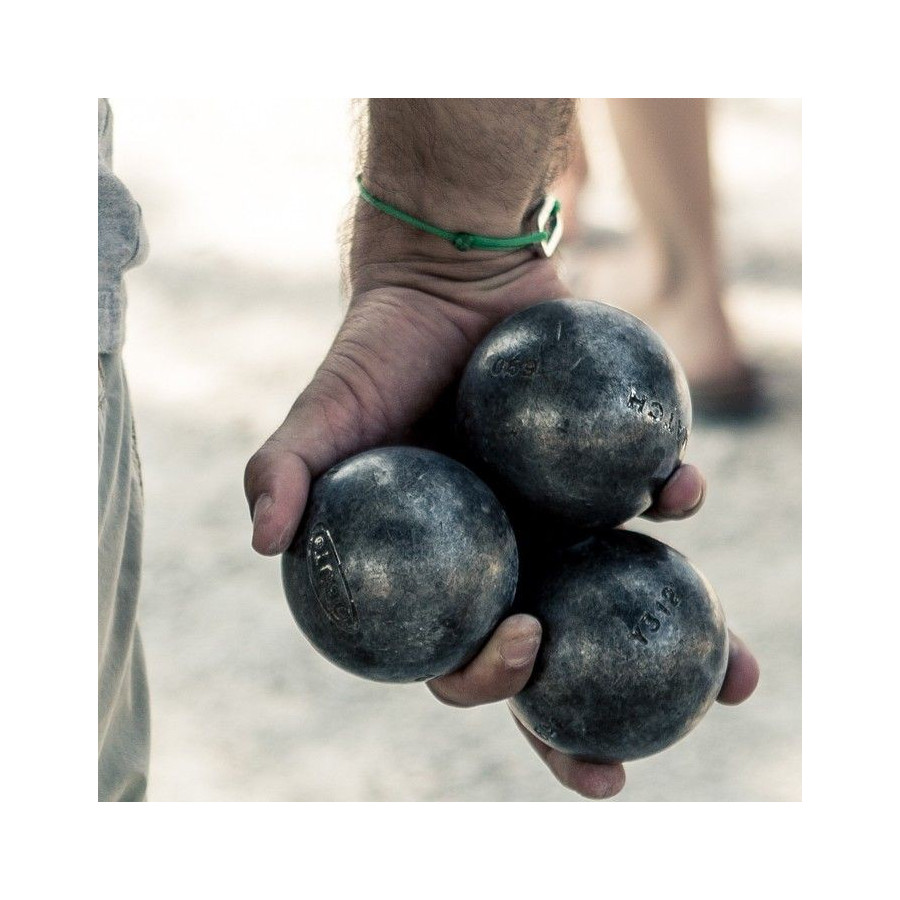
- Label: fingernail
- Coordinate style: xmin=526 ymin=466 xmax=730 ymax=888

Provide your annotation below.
xmin=499 ymin=630 xmax=541 ymax=668
xmin=273 ymin=522 xmax=296 ymax=555
xmin=685 ymin=482 xmax=706 ymax=512
xmin=673 ymin=467 xmax=705 ymax=514
xmin=252 ymin=494 xmax=274 ymax=529
xmin=689 ymin=481 xmax=705 ymax=512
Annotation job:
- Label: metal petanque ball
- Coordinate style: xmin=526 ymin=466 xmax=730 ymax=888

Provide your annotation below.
xmin=281 ymin=446 xmax=519 ymax=683
xmin=509 ymin=529 xmax=728 ymax=763
xmin=456 ymin=298 xmax=692 ymax=529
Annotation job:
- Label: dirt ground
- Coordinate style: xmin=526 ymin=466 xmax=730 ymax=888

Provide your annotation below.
xmin=113 ymin=98 xmax=801 ymax=801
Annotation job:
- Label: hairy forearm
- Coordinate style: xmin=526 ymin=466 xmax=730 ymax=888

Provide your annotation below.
xmin=349 ymin=99 xmax=575 ymax=285
xmin=360 ymin=99 xmax=575 ymax=233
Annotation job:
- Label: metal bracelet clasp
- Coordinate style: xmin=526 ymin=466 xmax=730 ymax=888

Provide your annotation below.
xmin=535 ymin=195 xmax=563 ymax=257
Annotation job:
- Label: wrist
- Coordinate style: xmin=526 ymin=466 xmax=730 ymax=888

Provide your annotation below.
xmin=359 ymin=168 xmax=538 ymax=239
xmin=349 ymin=196 xmax=533 ymax=273
xmin=347 ymin=201 xmax=570 ymax=317
xmin=348 ymin=197 xmax=526 ymax=277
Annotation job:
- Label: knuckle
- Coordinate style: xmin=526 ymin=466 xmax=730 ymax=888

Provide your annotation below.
xmin=244 ymin=438 xmax=293 ymax=497
xmin=243 ymin=445 xmax=273 ymax=492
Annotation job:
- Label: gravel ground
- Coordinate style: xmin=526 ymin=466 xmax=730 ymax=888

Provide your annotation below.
xmin=113 ymin=98 xmax=801 ymax=801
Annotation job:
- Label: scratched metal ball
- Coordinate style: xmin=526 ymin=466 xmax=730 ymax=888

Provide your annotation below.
xmin=456 ymin=299 xmax=692 ymax=529
xmin=281 ymin=446 xmax=518 ymax=683
xmin=509 ymin=529 xmax=728 ymax=763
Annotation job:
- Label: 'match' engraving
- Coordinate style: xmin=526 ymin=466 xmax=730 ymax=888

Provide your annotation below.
xmin=307 ymin=523 xmax=359 ymax=633
xmin=626 ymin=387 xmax=688 ymax=447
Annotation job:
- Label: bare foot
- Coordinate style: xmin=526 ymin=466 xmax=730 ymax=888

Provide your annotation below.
xmin=646 ymin=288 xmax=747 ymax=386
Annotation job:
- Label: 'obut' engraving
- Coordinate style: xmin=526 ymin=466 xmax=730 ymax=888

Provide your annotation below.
xmin=307 ymin=523 xmax=359 ymax=633
xmin=626 ymin=387 xmax=688 ymax=447
xmin=490 ymin=353 xmax=538 ymax=378
xmin=631 ymin=586 xmax=680 ymax=645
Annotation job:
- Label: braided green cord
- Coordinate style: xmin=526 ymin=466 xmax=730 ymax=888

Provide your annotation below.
xmin=357 ymin=176 xmax=560 ymax=252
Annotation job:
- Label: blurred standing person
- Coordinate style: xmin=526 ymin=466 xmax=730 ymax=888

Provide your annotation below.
xmin=98 ymin=98 xmax=151 ymax=801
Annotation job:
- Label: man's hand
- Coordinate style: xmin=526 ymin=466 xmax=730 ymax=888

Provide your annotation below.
xmin=243 ymin=248 xmax=757 ymax=799
xmin=245 ymin=99 xmax=758 ymax=799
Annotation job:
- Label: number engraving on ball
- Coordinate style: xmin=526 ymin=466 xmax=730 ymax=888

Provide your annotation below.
xmin=489 ymin=354 xmax=539 ymax=378
xmin=307 ymin=523 xmax=359 ymax=633
xmin=631 ymin=586 xmax=680 ymax=645
xmin=627 ymin=387 xmax=688 ymax=447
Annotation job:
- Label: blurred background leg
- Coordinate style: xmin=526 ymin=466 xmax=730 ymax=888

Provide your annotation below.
xmin=559 ymin=98 xmax=763 ymax=417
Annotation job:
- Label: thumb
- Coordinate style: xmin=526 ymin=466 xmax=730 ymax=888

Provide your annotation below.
xmin=243 ymin=437 xmax=312 ymax=556
xmin=244 ymin=291 xmax=474 ymax=557
xmin=244 ymin=364 xmax=392 ymax=556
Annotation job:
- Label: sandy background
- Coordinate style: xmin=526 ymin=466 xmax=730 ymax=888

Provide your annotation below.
xmin=110 ymin=98 xmax=801 ymax=801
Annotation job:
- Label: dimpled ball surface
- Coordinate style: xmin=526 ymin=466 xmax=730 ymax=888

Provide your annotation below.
xmin=281 ymin=446 xmax=519 ymax=683
xmin=456 ymin=299 xmax=692 ymax=529
xmin=509 ymin=529 xmax=728 ymax=763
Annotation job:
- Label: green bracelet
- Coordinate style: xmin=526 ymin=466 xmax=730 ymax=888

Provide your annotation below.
xmin=357 ymin=176 xmax=563 ymax=257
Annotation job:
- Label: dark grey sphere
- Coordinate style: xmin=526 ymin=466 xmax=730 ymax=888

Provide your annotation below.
xmin=281 ymin=446 xmax=519 ymax=683
xmin=509 ymin=529 xmax=728 ymax=763
xmin=456 ymin=299 xmax=692 ymax=529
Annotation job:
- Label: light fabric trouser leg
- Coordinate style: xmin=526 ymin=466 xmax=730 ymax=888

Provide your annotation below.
xmin=98 ymin=352 xmax=150 ymax=801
